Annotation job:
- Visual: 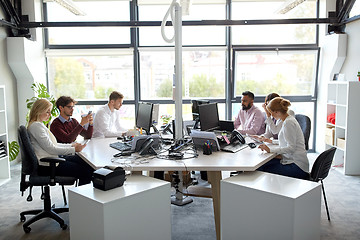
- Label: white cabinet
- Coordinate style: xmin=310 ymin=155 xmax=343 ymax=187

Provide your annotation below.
xmin=326 ymin=81 xmax=360 ymax=175
xmin=0 ymin=85 xmax=10 ymax=185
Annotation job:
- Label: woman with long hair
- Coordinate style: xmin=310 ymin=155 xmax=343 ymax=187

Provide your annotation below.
xmin=257 ymin=97 xmax=309 ymax=179
xmin=27 ymin=99 xmax=93 ymax=185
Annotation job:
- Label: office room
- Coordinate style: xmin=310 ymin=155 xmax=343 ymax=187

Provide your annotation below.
xmin=1 ymin=0 xmax=360 ymax=239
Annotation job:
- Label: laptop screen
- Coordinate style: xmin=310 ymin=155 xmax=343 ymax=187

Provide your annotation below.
xmin=198 ymin=103 xmax=220 ymax=131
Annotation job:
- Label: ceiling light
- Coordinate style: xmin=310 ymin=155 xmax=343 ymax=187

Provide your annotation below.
xmin=276 ymin=0 xmax=306 ymax=14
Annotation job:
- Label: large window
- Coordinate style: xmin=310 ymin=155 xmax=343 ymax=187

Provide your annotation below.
xmin=138 ymin=2 xmax=226 ymax=46
xmin=139 ymin=48 xmax=226 ymax=100
xmin=46 ymin=51 xmax=134 ymax=100
xmin=234 ymin=50 xmax=318 ymax=97
xmin=46 ymin=1 xmax=130 ymax=45
xmin=43 ymin=0 xmax=321 ymax=150
xmin=231 ymin=0 xmax=317 ymax=44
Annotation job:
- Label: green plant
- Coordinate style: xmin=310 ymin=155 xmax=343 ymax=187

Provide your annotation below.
xmin=8 ymin=141 xmax=20 ymax=161
xmin=26 ymin=83 xmax=59 ymax=125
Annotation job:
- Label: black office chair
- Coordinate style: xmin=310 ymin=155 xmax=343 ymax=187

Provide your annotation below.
xmin=308 ymin=147 xmax=337 ymax=221
xmin=18 ymin=125 xmax=77 ymax=233
xmin=295 ymin=114 xmax=311 ymax=150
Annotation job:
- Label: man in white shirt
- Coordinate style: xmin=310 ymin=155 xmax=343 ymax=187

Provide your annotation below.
xmin=93 ymin=91 xmax=127 ymax=138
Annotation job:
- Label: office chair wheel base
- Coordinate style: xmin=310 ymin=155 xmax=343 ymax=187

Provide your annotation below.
xmin=61 ymin=224 xmax=68 ymax=230
xmin=23 ymin=226 xmax=31 ymax=233
xmin=20 ymin=215 xmax=26 ymax=222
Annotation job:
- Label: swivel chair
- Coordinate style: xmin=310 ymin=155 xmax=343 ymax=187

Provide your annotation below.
xmin=18 ymin=125 xmax=77 ymax=233
xmin=308 ymin=147 xmax=337 ymax=221
xmin=295 ymin=114 xmax=311 ymax=150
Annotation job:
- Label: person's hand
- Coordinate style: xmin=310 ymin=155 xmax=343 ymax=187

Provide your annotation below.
xmin=80 ymin=114 xmax=91 ymax=126
xmin=73 ymin=143 xmax=86 ymax=152
xmin=258 ymin=136 xmax=272 ymax=143
xmin=258 ymin=144 xmax=270 ymax=153
xmin=262 ymin=103 xmax=271 ymax=117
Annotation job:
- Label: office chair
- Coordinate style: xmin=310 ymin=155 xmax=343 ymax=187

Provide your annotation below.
xmin=295 ymin=114 xmax=311 ymax=150
xmin=308 ymin=147 xmax=337 ymax=221
xmin=18 ymin=125 xmax=77 ymax=233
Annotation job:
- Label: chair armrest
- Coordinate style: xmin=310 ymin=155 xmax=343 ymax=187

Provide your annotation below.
xmin=40 ymin=157 xmax=66 ymax=163
xmin=39 ymin=157 xmax=66 ymax=185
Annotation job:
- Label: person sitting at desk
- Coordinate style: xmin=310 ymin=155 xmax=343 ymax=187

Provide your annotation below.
xmin=234 ymin=91 xmax=265 ymax=135
xmin=257 ymin=97 xmax=309 ymax=180
xmin=27 ymin=99 xmax=94 ymax=185
xmin=50 ymin=96 xmax=93 ymax=143
xmin=254 ymin=93 xmax=295 ymax=141
xmin=93 ymin=91 xmax=128 ymax=138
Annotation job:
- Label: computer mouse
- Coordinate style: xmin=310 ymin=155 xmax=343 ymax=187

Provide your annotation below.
xmin=248 ymin=142 xmax=256 ymax=149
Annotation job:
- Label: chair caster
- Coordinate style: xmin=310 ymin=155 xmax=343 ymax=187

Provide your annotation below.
xmin=23 ymin=226 xmax=31 ymax=233
xmin=20 ymin=215 xmax=26 ymax=222
xmin=61 ymin=224 xmax=68 ymax=230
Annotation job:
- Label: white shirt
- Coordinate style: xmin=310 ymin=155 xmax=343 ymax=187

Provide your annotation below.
xmin=268 ymin=115 xmax=309 ymax=173
xmin=263 ymin=109 xmax=295 ymax=139
xmin=93 ymin=104 xmax=127 ymax=138
xmin=28 ymin=121 xmax=75 ymax=166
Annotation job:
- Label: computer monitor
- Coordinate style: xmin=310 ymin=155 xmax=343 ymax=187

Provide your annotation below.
xmin=191 ymin=99 xmax=210 ymax=120
xmin=198 ymin=103 xmax=220 ymax=131
xmin=136 ymin=102 xmax=154 ymax=135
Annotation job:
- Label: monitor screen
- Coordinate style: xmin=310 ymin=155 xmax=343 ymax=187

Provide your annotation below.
xmin=198 ymin=103 xmax=220 ymax=131
xmin=191 ymin=99 xmax=210 ymax=120
xmin=136 ymin=102 xmax=154 ymax=134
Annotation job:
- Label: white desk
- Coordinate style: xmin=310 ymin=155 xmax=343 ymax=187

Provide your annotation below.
xmin=221 ymin=172 xmax=321 ymax=240
xmin=69 ymin=175 xmax=171 ymax=240
xmin=78 ymin=137 xmax=276 ymax=240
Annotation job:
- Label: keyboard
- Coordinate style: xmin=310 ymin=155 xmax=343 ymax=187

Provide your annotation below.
xmin=220 ymin=142 xmax=248 ymax=153
xmin=109 ymin=142 xmax=132 ymax=152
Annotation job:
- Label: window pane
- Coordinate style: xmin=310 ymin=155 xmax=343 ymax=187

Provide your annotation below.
xmin=47 ymin=55 xmax=134 ymax=100
xmin=232 ymin=24 xmax=316 ymax=45
xmin=138 ymin=3 xmax=225 ymax=46
xmin=232 ymin=1 xmax=317 ymax=20
xmin=139 ymin=49 xmax=226 ymax=100
xmin=234 ymin=51 xmax=317 ymax=96
xmin=46 ymin=1 xmax=130 ymax=45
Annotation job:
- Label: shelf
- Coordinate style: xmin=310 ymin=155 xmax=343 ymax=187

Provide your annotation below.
xmin=326 ymin=81 xmax=360 ymax=175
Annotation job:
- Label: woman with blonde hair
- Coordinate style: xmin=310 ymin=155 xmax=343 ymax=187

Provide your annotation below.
xmin=257 ymin=97 xmax=309 ymax=179
xmin=27 ymin=98 xmax=94 ymax=185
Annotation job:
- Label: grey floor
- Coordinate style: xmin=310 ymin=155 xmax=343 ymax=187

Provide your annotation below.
xmin=1 ymin=153 xmax=360 ymax=240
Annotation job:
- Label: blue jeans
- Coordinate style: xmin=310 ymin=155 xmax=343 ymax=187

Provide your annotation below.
xmin=257 ymin=158 xmax=309 ymax=180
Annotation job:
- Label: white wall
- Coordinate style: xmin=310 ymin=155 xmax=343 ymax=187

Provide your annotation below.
xmin=0 ymin=9 xmax=20 ymax=147
xmin=340 ymin=21 xmax=360 ymax=81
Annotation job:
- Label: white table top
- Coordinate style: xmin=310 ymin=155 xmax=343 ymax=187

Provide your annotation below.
xmin=222 ymin=171 xmax=320 ymax=199
xmin=78 ymin=137 xmax=275 ymax=172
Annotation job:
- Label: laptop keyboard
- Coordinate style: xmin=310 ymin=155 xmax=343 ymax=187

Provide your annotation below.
xmin=109 ymin=142 xmax=132 ymax=152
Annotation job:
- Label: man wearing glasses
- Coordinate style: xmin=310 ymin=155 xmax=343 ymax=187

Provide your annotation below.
xmin=50 ymin=96 xmax=93 ymax=143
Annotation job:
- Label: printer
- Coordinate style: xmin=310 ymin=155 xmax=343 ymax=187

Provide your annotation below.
xmin=92 ymin=166 xmax=126 ymax=191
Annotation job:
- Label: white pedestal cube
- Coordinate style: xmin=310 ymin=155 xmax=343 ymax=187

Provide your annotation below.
xmin=221 ymin=171 xmax=321 ymax=240
xmin=69 ymin=175 xmax=171 ymax=240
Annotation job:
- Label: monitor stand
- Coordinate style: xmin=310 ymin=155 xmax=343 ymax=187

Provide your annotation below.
xmin=171 ymin=171 xmax=193 ymax=206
